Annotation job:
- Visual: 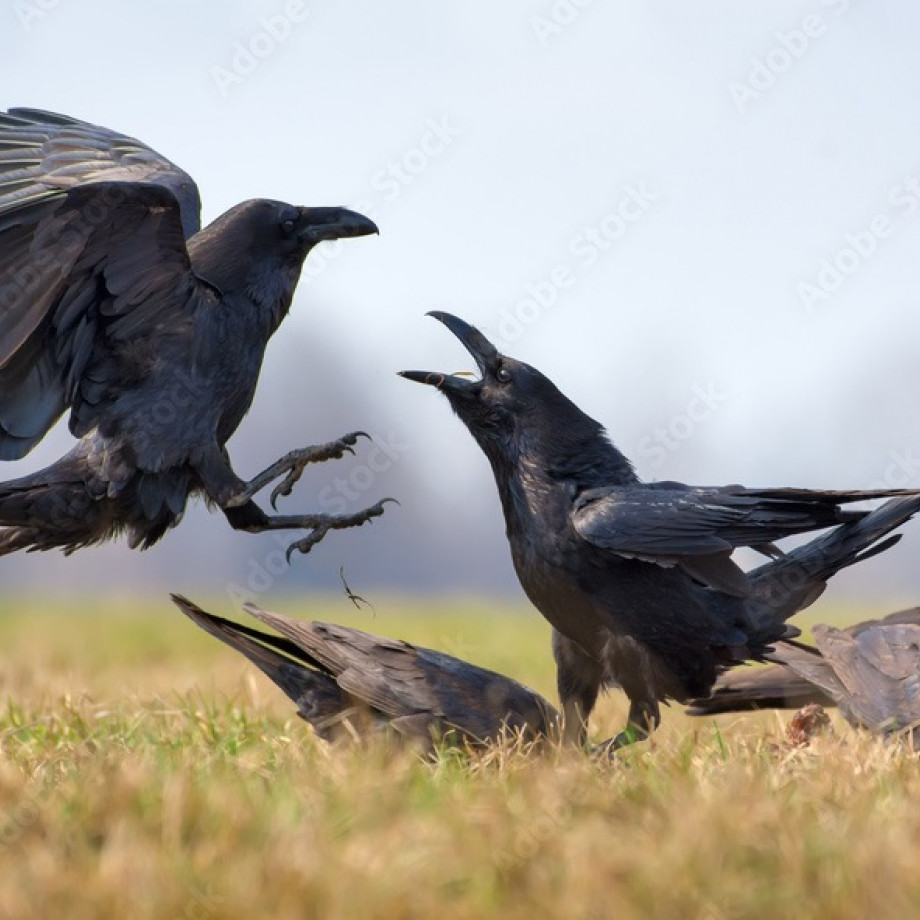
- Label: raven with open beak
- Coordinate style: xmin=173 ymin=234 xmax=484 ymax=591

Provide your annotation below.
xmin=400 ymin=311 xmax=920 ymax=752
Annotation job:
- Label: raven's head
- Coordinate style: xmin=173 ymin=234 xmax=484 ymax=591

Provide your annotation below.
xmin=189 ymin=199 xmax=377 ymax=322
xmin=400 ymin=312 xmax=623 ymax=480
xmin=286 ymin=203 xmax=379 ymax=252
xmin=226 ymin=199 xmax=378 ymax=262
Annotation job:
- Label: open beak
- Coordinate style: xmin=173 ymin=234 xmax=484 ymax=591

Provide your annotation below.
xmin=297 ymin=207 xmax=379 ymax=244
xmin=399 ymin=311 xmax=500 ymax=391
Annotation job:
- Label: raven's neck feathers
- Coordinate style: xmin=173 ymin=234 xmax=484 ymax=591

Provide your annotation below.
xmin=242 ymin=259 xmax=298 ymax=334
xmin=543 ymin=422 xmax=636 ymax=488
xmin=481 ymin=401 xmax=636 ymax=502
xmin=523 ymin=385 xmax=636 ymax=487
xmin=187 ymin=219 xmax=298 ymax=337
xmin=487 ymin=415 xmax=636 ymax=541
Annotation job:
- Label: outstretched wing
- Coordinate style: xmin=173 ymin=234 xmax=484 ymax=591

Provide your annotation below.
xmin=0 ymin=180 xmax=200 ymax=458
xmin=572 ymin=484 xmax=878 ymax=596
xmin=0 ymin=108 xmax=201 ymax=237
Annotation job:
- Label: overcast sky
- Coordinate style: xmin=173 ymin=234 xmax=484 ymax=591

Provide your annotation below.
xmin=2 ymin=0 xmax=920 ymax=611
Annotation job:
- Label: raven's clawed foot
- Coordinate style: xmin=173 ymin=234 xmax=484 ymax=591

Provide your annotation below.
xmin=227 ymin=432 xmax=371 ymax=510
xmin=266 ymin=432 xmax=371 ymax=510
xmin=589 ymin=725 xmax=649 ymax=759
xmin=271 ymin=497 xmax=396 ymax=560
xmin=590 ymin=701 xmax=658 ymax=758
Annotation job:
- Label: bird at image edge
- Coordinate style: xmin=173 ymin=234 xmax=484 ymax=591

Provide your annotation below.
xmin=688 ymin=607 xmax=920 ymax=742
xmin=0 ymin=108 xmax=390 ymax=558
xmin=400 ymin=311 xmax=920 ymax=752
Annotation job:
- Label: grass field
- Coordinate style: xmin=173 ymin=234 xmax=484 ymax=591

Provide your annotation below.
xmin=1 ymin=593 xmax=919 ymax=920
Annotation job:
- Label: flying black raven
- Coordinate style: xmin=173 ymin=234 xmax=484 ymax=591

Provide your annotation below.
xmin=400 ymin=311 xmax=920 ymax=750
xmin=175 ymin=595 xmax=559 ymax=748
xmin=0 ymin=108 xmax=388 ymax=557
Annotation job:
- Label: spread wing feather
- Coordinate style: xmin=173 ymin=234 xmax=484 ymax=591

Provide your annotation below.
xmin=0 ymin=108 xmax=200 ymax=236
xmin=0 ymin=180 xmax=199 ymax=458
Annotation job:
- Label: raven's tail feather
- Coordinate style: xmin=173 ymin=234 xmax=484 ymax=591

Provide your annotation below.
xmin=0 ymin=448 xmax=182 ymax=555
xmin=744 ymin=494 xmax=920 ymax=644
xmin=172 ymin=595 xmax=366 ymax=740
xmin=690 ymin=607 xmax=920 ymax=717
xmin=687 ymin=647 xmax=834 ymax=715
xmin=0 ymin=458 xmax=108 ymax=555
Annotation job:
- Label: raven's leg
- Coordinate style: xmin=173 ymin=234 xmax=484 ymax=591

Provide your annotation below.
xmin=552 ymin=630 xmax=603 ymax=747
xmin=224 ymin=497 xmax=394 ymax=558
xmin=225 ymin=432 xmax=370 ymax=510
xmin=592 ymin=698 xmax=661 ymax=757
xmin=199 ymin=440 xmax=392 ymax=556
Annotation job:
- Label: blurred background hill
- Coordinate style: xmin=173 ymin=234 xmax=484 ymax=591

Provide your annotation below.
xmin=2 ymin=1 xmax=920 ymax=607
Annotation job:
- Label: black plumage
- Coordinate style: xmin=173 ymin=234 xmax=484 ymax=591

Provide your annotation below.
xmin=400 ymin=311 xmax=920 ymax=750
xmin=175 ymin=595 xmax=559 ymax=748
xmin=687 ymin=608 xmax=920 ymax=741
xmin=0 ymin=109 xmax=387 ymax=557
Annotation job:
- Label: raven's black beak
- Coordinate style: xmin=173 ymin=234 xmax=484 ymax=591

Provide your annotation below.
xmin=399 ymin=311 xmax=500 ymax=390
xmin=297 ymin=207 xmax=378 ymax=244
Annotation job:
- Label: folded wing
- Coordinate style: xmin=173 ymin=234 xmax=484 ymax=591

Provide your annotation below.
xmin=572 ymin=484 xmax=891 ymax=596
xmin=173 ymin=595 xmax=558 ymax=746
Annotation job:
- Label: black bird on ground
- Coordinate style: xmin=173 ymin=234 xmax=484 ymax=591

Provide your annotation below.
xmin=400 ymin=312 xmax=920 ymax=751
xmin=687 ymin=608 xmax=920 ymax=741
xmin=0 ymin=108 xmax=387 ymax=558
xmin=174 ymin=595 xmax=560 ymax=748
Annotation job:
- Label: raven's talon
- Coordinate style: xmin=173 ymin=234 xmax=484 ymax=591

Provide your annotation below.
xmin=590 ymin=726 xmax=647 ymax=759
xmin=285 ymin=530 xmax=327 ymax=562
xmin=269 ymin=439 xmax=363 ymax=510
xmin=240 ymin=432 xmax=376 ymax=512
xmin=269 ymin=464 xmax=310 ymax=511
xmin=283 ymin=497 xmax=397 ymax=561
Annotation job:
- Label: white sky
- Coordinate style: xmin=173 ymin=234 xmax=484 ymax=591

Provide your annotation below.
xmin=2 ymin=0 xmax=920 ymax=609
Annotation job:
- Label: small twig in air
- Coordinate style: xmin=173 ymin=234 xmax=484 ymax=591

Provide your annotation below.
xmin=340 ymin=566 xmax=374 ymax=614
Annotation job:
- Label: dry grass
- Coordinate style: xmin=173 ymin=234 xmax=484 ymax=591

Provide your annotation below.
xmin=1 ymin=595 xmax=919 ymax=920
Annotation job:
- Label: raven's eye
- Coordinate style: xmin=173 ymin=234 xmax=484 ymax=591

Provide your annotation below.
xmin=496 ymin=366 xmax=511 ymax=383
xmin=281 ymin=219 xmax=296 ymax=236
